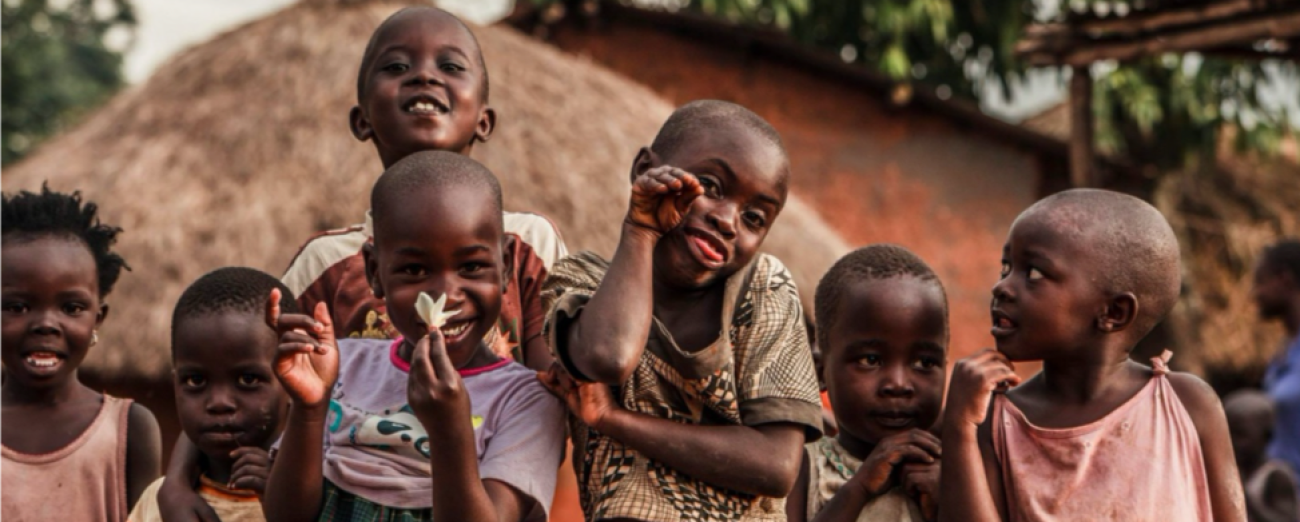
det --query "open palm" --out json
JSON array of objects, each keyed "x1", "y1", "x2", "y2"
[{"x1": 266, "y1": 290, "x2": 339, "y2": 408}]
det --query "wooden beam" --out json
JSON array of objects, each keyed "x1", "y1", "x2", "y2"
[
  {"x1": 1077, "y1": 0, "x2": 1258, "y2": 38},
  {"x1": 1070, "y1": 66, "x2": 1093, "y2": 188},
  {"x1": 1023, "y1": 9, "x2": 1300, "y2": 66}
]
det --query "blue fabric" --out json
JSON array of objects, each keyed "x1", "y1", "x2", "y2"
[{"x1": 1265, "y1": 335, "x2": 1300, "y2": 475}]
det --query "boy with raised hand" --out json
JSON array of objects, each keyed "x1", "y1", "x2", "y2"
[{"x1": 539, "y1": 100, "x2": 822, "y2": 521}]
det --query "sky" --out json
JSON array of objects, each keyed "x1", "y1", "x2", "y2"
[{"x1": 123, "y1": 0, "x2": 1293, "y2": 125}]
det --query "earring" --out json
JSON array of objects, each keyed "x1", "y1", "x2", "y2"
[{"x1": 90, "y1": 330, "x2": 99, "y2": 347}]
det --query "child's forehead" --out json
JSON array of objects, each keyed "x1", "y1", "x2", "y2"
[
  {"x1": 827, "y1": 277, "x2": 947, "y2": 345},
  {"x1": 370, "y1": 9, "x2": 479, "y2": 57},
  {"x1": 173, "y1": 311, "x2": 277, "y2": 361},
  {"x1": 665, "y1": 126, "x2": 788, "y2": 193},
  {"x1": 374, "y1": 185, "x2": 501, "y2": 246}
]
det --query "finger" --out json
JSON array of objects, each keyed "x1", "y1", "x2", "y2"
[
  {"x1": 229, "y1": 446, "x2": 270, "y2": 463},
  {"x1": 907, "y1": 430, "x2": 943, "y2": 457},
  {"x1": 424, "y1": 331, "x2": 458, "y2": 381},
  {"x1": 229, "y1": 475, "x2": 266, "y2": 493},
  {"x1": 278, "y1": 342, "x2": 322, "y2": 359},
  {"x1": 275, "y1": 314, "x2": 323, "y2": 337},
  {"x1": 265, "y1": 288, "x2": 282, "y2": 329},
  {"x1": 313, "y1": 302, "x2": 335, "y2": 348},
  {"x1": 410, "y1": 336, "x2": 438, "y2": 385},
  {"x1": 888, "y1": 444, "x2": 938, "y2": 465}
]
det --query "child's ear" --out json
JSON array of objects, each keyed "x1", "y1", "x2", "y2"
[
  {"x1": 1097, "y1": 292, "x2": 1138, "y2": 333},
  {"x1": 474, "y1": 107, "x2": 497, "y2": 144},
  {"x1": 349, "y1": 105, "x2": 374, "y2": 142},
  {"x1": 96, "y1": 303, "x2": 110, "y2": 326},
  {"x1": 362, "y1": 243, "x2": 385, "y2": 299},
  {"x1": 629, "y1": 147, "x2": 659, "y2": 184}
]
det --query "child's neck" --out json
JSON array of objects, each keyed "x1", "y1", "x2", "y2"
[
  {"x1": 396, "y1": 339, "x2": 499, "y2": 370},
  {"x1": 200, "y1": 452, "x2": 235, "y2": 486},
  {"x1": 836, "y1": 432, "x2": 877, "y2": 461},
  {"x1": 1039, "y1": 352, "x2": 1145, "y2": 405},
  {"x1": 1, "y1": 376, "x2": 95, "y2": 407}
]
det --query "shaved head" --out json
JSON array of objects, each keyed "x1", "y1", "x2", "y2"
[
  {"x1": 1020, "y1": 188, "x2": 1181, "y2": 337},
  {"x1": 356, "y1": 6, "x2": 489, "y2": 103},
  {"x1": 371, "y1": 150, "x2": 502, "y2": 229},
  {"x1": 652, "y1": 100, "x2": 787, "y2": 167}
]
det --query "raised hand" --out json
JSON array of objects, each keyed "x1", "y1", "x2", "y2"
[
  {"x1": 944, "y1": 349, "x2": 1021, "y2": 430},
  {"x1": 626, "y1": 165, "x2": 704, "y2": 234},
  {"x1": 538, "y1": 363, "x2": 617, "y2": 429},
  {"x1": 850, "y1": 429, "x2": 942, "y2": 498},
  {"x1": 406, "y1": 331, "x2": 472, "y2": 432},
  {"x1": 265, "y1": 289, "x2": 339, "y2": 409},
  {"x1": 227, "y1": 447, "x2": 272, "y2": 495}
]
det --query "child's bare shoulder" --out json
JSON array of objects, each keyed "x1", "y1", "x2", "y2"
[{"x1": 1165, "y1": 371, "x2": 1228, "y2": 431}]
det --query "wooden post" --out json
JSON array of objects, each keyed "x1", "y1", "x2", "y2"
[{"x1": 1069, "y1": 65, "x2": 1094, "y2": 187}]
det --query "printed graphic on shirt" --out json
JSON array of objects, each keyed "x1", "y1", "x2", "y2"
[{"x1": 328, "y1": 400, "x2": 485, "y2": 461}]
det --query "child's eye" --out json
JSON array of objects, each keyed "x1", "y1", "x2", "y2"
[
  {"x1": 237, "y1": 374, "x2": 262, "y2": 388},
  {"x1": 743, "y1": 211, "x2": 767, "y2": 229},
  {"x1": 62, "y1": 302, "x2": 88, "y2": 315},
  {"x1": 179, "y1": 375, "x2": 205, "y2": 388},
  {"x1": 381, "y1": 62, "x2": 409, "y2": 73},
  {"x1": 698, "y1": 177, "x2": 721, "y2": 197},
  {"x1": 399, "y1": 265, "x2": 428, "y2": 277},
  {"x1": 857, "y1": 354, "x2": 882, "y2": 367},
  {"x1": 1000, "y1": 261, "x2": 1011, "y2": 278},
  {"x1": 1028, "y1": 267, "x2": 1045, "y2": 281},
  {"x1": 461, "y1": 262, "x2": 487, "y2": 274},
  {"x1": 439, "y1": 62, "x2": 465, "y2": 73},
  {"x1": 914, "y1": 357, "x2": 944, "y2": 370},
  {"x1": 2, "y1": 302, "x2": 28, "y2": 314}
]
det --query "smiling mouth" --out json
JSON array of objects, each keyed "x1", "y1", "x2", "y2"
[
  {"x1": 440, "y1": 319, "x2": 472, "y2": 342},
  {"x1": 22, "y1": 351, "x2": 65, "y2": 374},
  {"x1": 684, "y1": 229, "x2": 727, "y2": 267},
  {"x1": 404, "y1": 96, "x2": 448, "y2": 115}
]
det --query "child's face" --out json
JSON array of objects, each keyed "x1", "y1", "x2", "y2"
[
  {"x1": 173, "y1": 312, "x2": 287, "y2": 456},
  {"x1": 823, "y1": 277, "x2": 947, "y2": 446},
  {"x1": 650, "y1": 127, "x2": 787, "y2": 289},
  {"x1": 1226, "y1": 404, "x2": 1270, "y2": 469},
  {"x1": 991, "y1": 211, "x2": 1108, "y2": 361},
  {"x1": 352, "y1": 9, "x2": 493, "y2": 167},
  {"x1": 366, "y1": 184, "x2": 506, "y2": 365},
  {"x1": 1, "y1": 236, "x2": 104, "y2": 390}
]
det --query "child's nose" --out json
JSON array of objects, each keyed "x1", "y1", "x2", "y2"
[
  {"x1": 879, "y1": 367, "x2": 914, "y2": 397},
  {"x1": 405, "y1": 64, "x2": 445, "y2": 87},
  {"x1": 707, "y1": 202, "x2": 738, "y2": 239},
  {"x1": 205, "y1": 389, "x2": 237, "y2": 414},
  {"x1": 992, "y1": 277, "x2": 1015, "y2": 302},
  {"x1": 27, "y1": 311, "x2": 61, "y2": 336}
]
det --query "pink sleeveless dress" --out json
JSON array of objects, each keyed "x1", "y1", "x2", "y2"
[
  {"x1": 991, "y1": 352, "x2": 1212, "y2": 521},
  {"x1": 2, "y1": 395, "x2": 133, "y2": 522}
]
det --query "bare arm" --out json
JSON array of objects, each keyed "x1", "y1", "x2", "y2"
[
  {"x1": 786, "y1": 454, "x2": 811, "y2": 522},
  {"x1": 125, "y1": 403, "x2": 163, "y2": 513},
  {"x1": 1168, "y1": 372, "x2": 1248, "y2": 522},
  {"x1": 262, "y1": 293, "x2": 338, "y2": 522},
  {"x1": 599, "y1": 409, "x2": 805, "y2": 497},
  {"x1": 938, "y1": 350, "x2": 1019, "y2": 522},
  {"x1": 564, "y1": 167, "x2": 701, "y2": 384},
  {"x1": 156, "y1": 434, "x2": 221, "y2": 522}
]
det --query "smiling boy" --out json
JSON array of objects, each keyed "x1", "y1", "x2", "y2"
[{"x1": 539, "y1": 100, "x2": 822, "y2": 521}]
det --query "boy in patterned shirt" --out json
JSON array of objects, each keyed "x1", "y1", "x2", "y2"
[{"x1": 539, "y1": 100, "x2": 823, "y2": 521}]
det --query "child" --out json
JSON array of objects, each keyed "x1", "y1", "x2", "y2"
[
  {"x1": 538, "y1": 100, "x2": 823, "y2": 521},
  {"x1": 281, "y1": 5, "x2": 566, "y2": 369},
  {"x1": 1223, "y1": 389, "x2": 1298, "y2": 522},
  {"x1": 939, "y1": 188, "x2": 1246, "y2": 521},
  {"x1": 263, "y1": 151, "x2": 566, "y2": 522},
  {"x1": 1252, "y1": 240, "x2": 1300, "y2": 481},
  {"x1": 786, "y1": 244, "x2": 947, "y2": 522},
  {"x1": 1, "y1": 185, "x2": 162, "y2": 521},
  {"x1": 161, "y1": 9, "x2": 568, "y2": 516},
  {"x1": 128, "y1": 267, "x2": 295, "y2": 521}
]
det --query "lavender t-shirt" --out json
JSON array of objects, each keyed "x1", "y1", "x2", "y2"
[{"x1": 319, "y1": 338, "x2": 564, "y2": 518}]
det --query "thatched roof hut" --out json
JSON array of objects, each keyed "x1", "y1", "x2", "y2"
[{"x1": 3, "y1": 0, "x2": 848, "y2": 382}]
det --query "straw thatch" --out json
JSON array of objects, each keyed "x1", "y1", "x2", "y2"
[
  {"x1": 3, "y1": 0, "x2": 849, "y2": 382},
  {"x1": 1025, "y1": 103, "x2": 1300, "y2": 384}
]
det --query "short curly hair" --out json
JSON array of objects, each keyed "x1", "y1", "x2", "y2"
[
  {"x1": 2, "y1": 184, "x2": 129, "y2": 296},
  {"x1": 171, "y1": 267, "x2": 299, "y2": 347},
  {"x1": 814, "y1": 244, "x2": 947, "y2": 354}
]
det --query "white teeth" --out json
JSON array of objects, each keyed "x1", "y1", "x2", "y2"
[
  {"x1": 407, "y1": 101, "x2": 440, "y2": 113},
  {"x1": 26, "y1": 354, "x2": 59, "y2": 368},
  {"x1": 440, "y1": 322, "x2": 470, "y2": 338}
]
